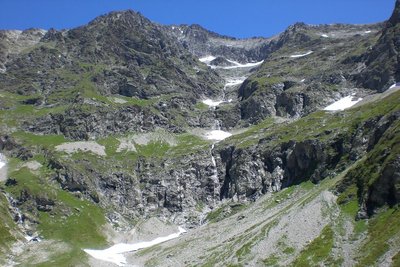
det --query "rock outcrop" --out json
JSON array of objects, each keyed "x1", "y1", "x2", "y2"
[
  {"x1": 355, "y1": 0, "x2": 400, "y2": 91},
  {"x1": 165, "y1": 24, "x2": 273, "y2": 62}
]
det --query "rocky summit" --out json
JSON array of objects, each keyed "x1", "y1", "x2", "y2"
[{"x1": 0, "y1": 1, "x2": 399, "y2": 267}]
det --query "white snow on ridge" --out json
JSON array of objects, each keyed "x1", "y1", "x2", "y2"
[
  {"x1": 290, "y1": 51, "x2": 313, "y2": 58},
  {"x1": 205, "y1": 130, "x2": 232, "y2": 141},
  {"x1": 365, "y1": 30, "x2": 372, "y2": 34},
  {"x1": 84, "y1": 227, "x2": 187, "y2": 266},
  {"x1": 321, "y1": 34, "x2": 329, "y2": 38},
  {"x1": 323, "y1": 95, "x2": 363, "y2": 111}
]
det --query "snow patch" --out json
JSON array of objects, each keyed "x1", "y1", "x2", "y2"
[
  {"x1": 290, "y1": 51, "x2": 313, "y2": 58},
  {"x1": 225, "y1": 77, "x2": 246, "y2": 87},
  {"x1": 0, "y1": 153, "x2": 5, "y2": 169},
  {"x1": 84, "y1": 227, "x2": 186, "y2": 266},
  {"x1": 213, "y1": 60, "x2": 264, "y2": 70},
  {"x1": 300, "y1": 79, "x2": 306, "y2": 83},
  {"x1": 323, "y1": 95, "x2": 363, "y2": 111},
  {"x1": 199, "y1": 56, "x2": 263, "y2": 70},
  {"x1": 202, "y1": 99, "x2": 224, "y2": 107},
  {"x1": 202, "y1": 77, "x2": 246, "y2": 107},
  {"x1": 365, "y1": 30, "x2": 372, "y2": 34},
  {"x1": 205, "y1": 130, "x2": 232, "y2": 141},
  {"x1": 25, "y1": 235, "x2": 41, "y2": 242},
  {"x1": 0, "y1": 153, "x2": 7, "y2": 182},
  {"x1": 321, "y1": 34, "x2": 329, "y2": 38},
  {"x1": 389, "y1": 82, "x2": 399, "y2": 89},
  {"x1": 199, "y1": 56, "x2": 216, "y2": 64}
]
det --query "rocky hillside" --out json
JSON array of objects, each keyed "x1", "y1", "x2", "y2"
[
  {"x1": 0, "y1": 10, "x2": 225, "y2": 139},
  {"x1": 0, "y1": 1, "x2": 399, "y2": 266},
  {"x1": 356, "y1": 0, "x2": 400, "y2": 91},
  {"x1": 164, "y1": 23, "x2": 273, "y2": 63},
  {"x1": 236, "y1": 22, "x2": 383, "y2": 123}
]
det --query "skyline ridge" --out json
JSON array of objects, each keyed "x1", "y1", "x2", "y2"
[{"x1": 0, "y1": 0, "x2": 394, "y2": 38}]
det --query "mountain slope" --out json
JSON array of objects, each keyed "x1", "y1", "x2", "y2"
[
  {"x1": 0, "y1": 2, "x2": 399, "y2": 267},
  {"x1": 0, "y1": 10, "x2": 227, "y2": 139},
  {"x1": 236, "y1": 22, "x2": 382, "y2": 123}
]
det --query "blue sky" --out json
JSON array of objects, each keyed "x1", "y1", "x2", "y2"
[{"x1": 0, "y1": 0, "x2": 395, "y2": 38}]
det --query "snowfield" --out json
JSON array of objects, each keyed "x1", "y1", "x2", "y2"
[
  {"x1": 290, "y1": 51, "x2": 313, "y2": 58},
  {"x1": 205, "y1": 130, "x2": 232, "y2": 141},
  {"x1": 214, "y1": 59, "x2": 264, "y2": 70},
  {"x1": 324, "y1": 95, "x2": 363, "y2": 111},
  {"x1": 199, "y1": 56, "x2": 263, "y2": 69},
  {"x1": 84, "y1": 227, "x2": 187, "y2": 266},
  {"x1": 225, "y1": 77, "x2": 246, "y2": 87},
  {"x1": 202, "y1": 99, "x2": 225, "y2": 107},
  {"x1": 202, "y1": 78, "x2": 244, "y2": 107},
  {"x1": 0, "y1": 153, "x2": 7, "y2": 182},
  {"x1": 199, "y1": 56, "x2": 216, "y2": 64},
  {"x1": 389, "y1": 82, "x2": 399, "y2": 89},
  {"x1": 0, "y1": 154, "x2": 5, "y2": 169}
]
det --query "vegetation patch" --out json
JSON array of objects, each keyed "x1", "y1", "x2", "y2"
[
  {"x1": 206, "y1": 202, "x2": 246, "y2": 223},
  {"x1": 356, "y1": 208, "x2": 400, "y2": 267},
  {"x1": 291, "y1": 225, "x2": 334, "y2": 266},
  {"x1": 0, "y1": 193, "x2": 17, "y2": 260}
]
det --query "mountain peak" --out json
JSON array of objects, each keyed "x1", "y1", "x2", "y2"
[
  {"x1": 87, "y1": 9, "x2": 150, "y2": 28},
  {"x1": 287, "y1": 22, "x2": 310, "y2": 32},
  {"x1": 389, "y1": 0, "x2": 400, "y2": 25}
]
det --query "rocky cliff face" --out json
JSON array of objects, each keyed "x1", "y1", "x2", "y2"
[
  {"x1": 216, "y1": 102, "x2": 400, "y2": 209},
  {"x1": 164, "y1": 24, "x2": 273, "y2": 62},
  {"x1": 356, "y1": 0, "x2": 400, "y2": 91},
  {"x1": 0, "y1": 28, "x2": 47, "y2": 73}
]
